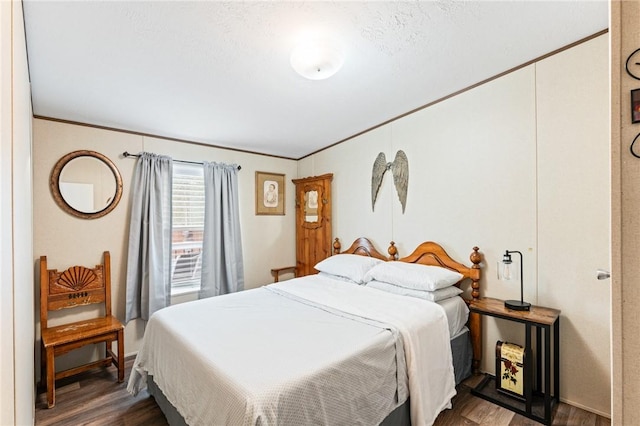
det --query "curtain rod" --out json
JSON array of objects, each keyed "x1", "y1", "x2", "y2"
[{"x1": 122, "y1": 151, "x2": 241, "y2": 170}]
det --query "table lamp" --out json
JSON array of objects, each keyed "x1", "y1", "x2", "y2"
[{"x1": 499, "y1": 250, "x2": 531, "y2": 311}]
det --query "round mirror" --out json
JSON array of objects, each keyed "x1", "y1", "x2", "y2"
[{"x1": 50, "y1": 150, "x2": 123, "y2": 219}]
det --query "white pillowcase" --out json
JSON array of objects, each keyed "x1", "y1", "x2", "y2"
[
  {"x1": 314, "y1": 254, "x2": 384, "y2": 284},
  {"x1": 363, "y1": 261, "x2": 463, "y2": 291},
  {"x1": 366, "y1": 280, "x2": 463, "y2": 302},
  {"x1": 317, "y1": 271, "x2": 358, "y2": 284}
]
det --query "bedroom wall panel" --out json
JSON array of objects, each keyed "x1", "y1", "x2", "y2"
[
  {"x1": 303, "y1": 66, "x2": 538, "y2": 384},
  {"x1": 389, "y1": 68, "x2": 538, "y2": 378},
  {"x1": 33, "y1": 120, "x2": 139, "y2": 375},
  {"x1": 32, "y1": 119, "x2": 297, "y2": 376},
  {"x1": 389, "y1": 67, "x2": 537, "y2": 296},
  {"x1": 301, "y1": 35, "x2": 610, "y2": 415},
  {"x1": 1, "y1": 1, "x2": 34, "y2": 423},
  {"x1": 298, "y1": 125, "x2": 393, "y2": 255},
  {"x1": 536, "y1": 35, "x2": 610, "y2": 416}
]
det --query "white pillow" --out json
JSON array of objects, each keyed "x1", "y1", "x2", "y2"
[
  {"x1": 363, "y1": 261, "x2": 463, "y2": 291},
  {"x1": 314, "y1": 254, "x2": 384, "y2": 284},
  {"x1": 366, "y1": 280, "x2": 463, "y2": 302},
  {"x1": 317, "y1": 271, "x2": 358, "y2": 284}
]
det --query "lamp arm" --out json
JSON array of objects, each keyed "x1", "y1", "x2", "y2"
[{"x1": 507, "y1": 250, "x2": 524, "y2": 303}]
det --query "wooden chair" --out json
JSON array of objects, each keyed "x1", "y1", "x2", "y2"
[{"x1": 39, "y1": 251, "x2": 124, "y2": 408}]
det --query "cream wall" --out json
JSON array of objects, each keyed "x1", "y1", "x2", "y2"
[
  {"x1": 32, "y1": 119, "x2": 297, "y2": 369},
  {"x1": 299, "y1": 35, "x2": 610, "y2": 415},
  {"x1": 536, "y1": 35, "x2": 610, "y2": 415},
  {"x1": 1, "y1": 1, "x2": 34, "y2": 424}
]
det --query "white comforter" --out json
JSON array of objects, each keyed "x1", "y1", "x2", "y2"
[{"x1": 128, "y1": 275, "x2": 456, "y2": 426}]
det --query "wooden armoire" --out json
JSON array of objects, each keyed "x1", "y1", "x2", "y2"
[{"x1": 292, "y1": 173, "x2": 333, "y2": 277}]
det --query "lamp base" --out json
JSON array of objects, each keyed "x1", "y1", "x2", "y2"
[{"x1": 504, "y1": 300, "x2": 531, "y2": 311}]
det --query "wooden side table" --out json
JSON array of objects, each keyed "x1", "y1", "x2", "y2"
[{"x1": 468, "y1": 297, "x2": 560, "y2": 425}]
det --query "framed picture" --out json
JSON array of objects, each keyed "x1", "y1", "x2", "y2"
[
  {"x1": 632, "y1": 89, "x2": 640, "y2": 124},
  {"x1": 255, "y1": 171, "x2": 285, "y2": 215}
]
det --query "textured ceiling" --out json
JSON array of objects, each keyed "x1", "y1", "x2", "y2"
[{"x1": 23, "y1": 1, "x2": 608, "y2": 159}]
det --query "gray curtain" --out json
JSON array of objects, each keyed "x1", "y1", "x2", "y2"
[
  {"x1": 125, "y1": 153, "x2": 173, "y2": 323},
  {"x1": 199, "y1": 161, "x2": 244, "y2": 298}
]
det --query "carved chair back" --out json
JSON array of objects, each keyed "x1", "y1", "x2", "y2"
[{"x1": 40, "y1": 251, "x2": 113, "y2": 330}]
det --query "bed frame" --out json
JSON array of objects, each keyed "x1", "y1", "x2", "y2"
[
  {"x1": 334, "y1": 237, "x2": 397, "y2": 260},
  {"x1": 148, "y1": 237, "x2": 483, "y2": 426},
  {"x1": 335, "y1": 237, "x2": 482, "y2": 373}
]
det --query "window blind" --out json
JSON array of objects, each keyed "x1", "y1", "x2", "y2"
[{"x1": 171, "y1": 164, "x2": 204, "y2": 288}]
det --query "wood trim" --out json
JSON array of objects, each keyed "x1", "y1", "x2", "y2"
[
  {"x1": 291, "y1": 173, "x2": 334, "y2": 184},
  {"x1": 610, "y1": 2, "x2": 623, "y2": 424},
  {"x1": 34, "y1": 30, "x2": 608, "y2": 163},
  {"x1": 300, "y1": 29, "x2": 609, "y2": 160},
  {"x1": 40, "y1": 255, "x2": 49, "y2": 330},
  {"x1": 33, "y1": 115, "x2": 297, "y2": 161}
]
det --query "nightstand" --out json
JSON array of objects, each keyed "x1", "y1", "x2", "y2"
[{"x1": 468, "y1": 297, "x2": 560, "y2": 425}]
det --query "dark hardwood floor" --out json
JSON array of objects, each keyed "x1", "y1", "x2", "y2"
[
  {"x1": 433, "y1": 374, "x2": 611, "y2": 426},
  {"x1": 35, "y1": 357, "x2": 167, "y2": 426},
  {"x1": 36, "y1": 358, "x2": 610, "y2": 426}
]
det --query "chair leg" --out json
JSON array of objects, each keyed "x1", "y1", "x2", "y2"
[
  {"x1": 40, "y1": 342, "x2": 46, "y2": 391},
  {"x1": 45, "y1": 347, "x2": 55, "y2": 408},
  {"x1": 117, "y1": 329, "x2": 124, "y2": 383}
]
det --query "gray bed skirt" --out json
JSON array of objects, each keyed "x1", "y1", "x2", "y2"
[{"x1": 147, "y1": 328, "x2": 472, "y2": 426}]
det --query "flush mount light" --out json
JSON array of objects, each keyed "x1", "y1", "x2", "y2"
[{"x1": 290, "y1": 39, "x2": 344, "y2": 80}]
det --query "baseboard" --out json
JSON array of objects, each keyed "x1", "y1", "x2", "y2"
[
  {"x1": 559, "y1": 397, "x2": 611, "y2": 419},
  {"x1": 125, "y1": 351, "x2": 138, "y2": 360},
  {"x1": 474, "y1": 369, "x2": 611, "y2": 419}
]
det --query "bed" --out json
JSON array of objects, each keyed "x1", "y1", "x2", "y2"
[{"x1": 128, "y1": 237, "x2": 482, "y2": 426}]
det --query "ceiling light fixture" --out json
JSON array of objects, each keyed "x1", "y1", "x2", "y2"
[{"x1": 290, "y1": 38, "x2": 344, "y2": 80}]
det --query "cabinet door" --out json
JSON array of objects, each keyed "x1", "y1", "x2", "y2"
[{"x1": 293, "y1": 174, "x2": 332, "y2": 277}]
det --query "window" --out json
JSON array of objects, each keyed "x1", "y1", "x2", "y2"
[{"x1": 171, "y1": 164, "x2": 204, "y2": 292}]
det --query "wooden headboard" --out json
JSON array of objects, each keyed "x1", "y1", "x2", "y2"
[
  {"x1": 398, "y1": 241, "x2": 481, "y2": 300},
  {"x1": 333, "y1": 237, "x2": 397, "y2": 261},
  {"x1": 337, "y1": 238, "x2": 483, "y2": 374},
  {"x1": 273, "y1": 237, "x2": 394, "y2": 283},
  {"x1": 398, "y1": 240, "x2": 483, "y2": 374}
]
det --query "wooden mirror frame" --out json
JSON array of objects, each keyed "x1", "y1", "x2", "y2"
[
  {"x1": 50, "y1": 150, "x2": 123, "y2": 219},
  {"x1": 300, "y1": 182, "x2": 325, "y2": 230}
]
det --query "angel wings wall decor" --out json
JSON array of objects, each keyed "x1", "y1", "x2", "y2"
[{"x1": 371, "y1": 150, "x2": 409, "y2": 213}]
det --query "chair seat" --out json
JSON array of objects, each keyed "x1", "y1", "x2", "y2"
[{"x1": 42, "y1": 315, "x2": 123, "y2": 348}]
